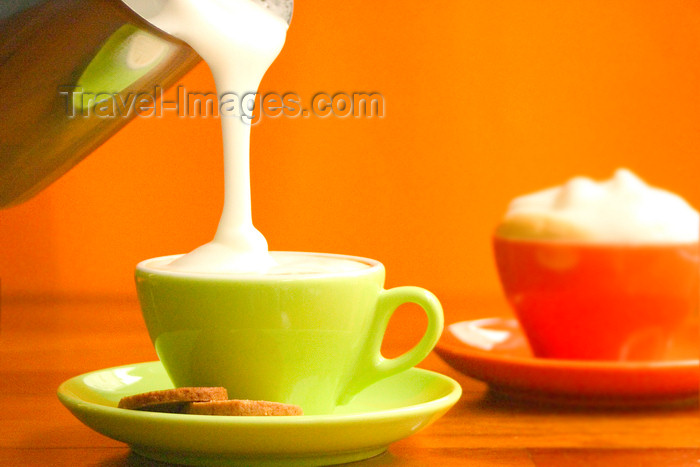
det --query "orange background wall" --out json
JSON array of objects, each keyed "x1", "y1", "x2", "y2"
[{"x1": 2, "y1": 0, "x2": 700, "y2": 301}]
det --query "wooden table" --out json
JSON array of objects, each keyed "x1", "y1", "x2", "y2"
[{"x1": 2, "y1": 296, "x2": 699, "y2": 466}]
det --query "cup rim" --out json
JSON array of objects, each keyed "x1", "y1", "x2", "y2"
[
  {"x1": 492, "y1": 233, "x2": 699, "y2": 248},
  {"x1": 135, "y1": 251, "x2": 384, "y2": 280}
]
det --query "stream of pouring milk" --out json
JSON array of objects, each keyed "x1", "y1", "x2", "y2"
[{"x1": 122, "y1": 0, "x2": 288, "y2": 273}]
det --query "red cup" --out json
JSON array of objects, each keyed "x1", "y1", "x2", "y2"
[{"x1": 493, "y1": 236, "x2": 699, "y2": 361}]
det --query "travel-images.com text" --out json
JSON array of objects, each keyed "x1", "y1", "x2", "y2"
[{"x1": 59, "y1": 85, "x2": 385, "y2": 124}]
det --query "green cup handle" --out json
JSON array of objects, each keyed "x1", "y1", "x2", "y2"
[{"x1": 340, "y1": 286, "x2": 444, "y2": 404}]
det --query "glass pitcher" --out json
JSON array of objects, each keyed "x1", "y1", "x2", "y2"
[{"x1": 0, "y1": 0, "x2": 200, "y2": 208}]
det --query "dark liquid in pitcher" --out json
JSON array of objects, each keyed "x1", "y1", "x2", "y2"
[{"x1": 0, "y1": 0, "x2": 200, "y2": 208}]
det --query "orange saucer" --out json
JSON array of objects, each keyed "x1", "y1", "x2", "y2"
[{"x1": 435, "y1": 317, "x2": 699, "y2": 407}]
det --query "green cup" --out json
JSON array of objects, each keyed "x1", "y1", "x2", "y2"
[{"x1": 135, "y1": 252, "x2": 444, "y2": 415}]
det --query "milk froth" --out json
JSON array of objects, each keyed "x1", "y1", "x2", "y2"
[
  {"x1": 144, "y1": 252, "x2": 372, "y2": 277},
  {"x1": 122, "y1": 0, "x2": 288, "y2": 273},
  {"x1": 496, "y1": 169, "x2": 699, "y2": 244}
]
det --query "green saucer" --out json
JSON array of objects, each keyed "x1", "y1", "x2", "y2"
[{"x1": 57, "y1": 362, "x2": 461, "y2": 466}]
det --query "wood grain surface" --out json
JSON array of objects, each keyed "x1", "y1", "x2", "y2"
[{"x1": 1, "y1": 296, "x2": 699, "y2": 466}]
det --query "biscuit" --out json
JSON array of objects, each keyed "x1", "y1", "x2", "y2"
[
  {"x1": 185, "y1": 399, "x2": 303, "y2": 416},
  {"x1": 118, "y1": 387, "x2": 228, "y2": 412}
]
